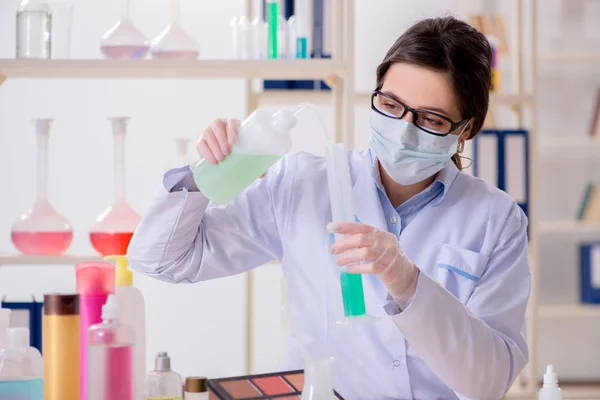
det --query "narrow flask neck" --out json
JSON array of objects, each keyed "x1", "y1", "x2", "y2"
[
  {"x1": 110, "y1": 118, "x2": 129, "y2": 202},
  {"x1": 170, "y1": 0, "x2": 180, "y2": 24},
  {"x1": 34, "y1": 119, "x2": 52, "y2": 202}
]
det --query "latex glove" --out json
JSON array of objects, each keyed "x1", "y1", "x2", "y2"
[
  {"x1": 197, "y1": 118, "x2": 241, "y2": 165},
  {"x1": 328, "y1": 221, "x2": 420, "y2": 304}
]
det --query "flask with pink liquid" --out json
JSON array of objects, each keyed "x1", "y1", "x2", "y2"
[
  {"x1": 87, "y1": 294, "x2": 134, "y2": 400},
  {"x1": 11, "y1": 118, "x2": 73, "y2": 255},
  {"x1": 76, "y1": 261, "x2": 115, "y2": 400}
]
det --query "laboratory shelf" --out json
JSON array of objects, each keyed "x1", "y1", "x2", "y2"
[
  {"x1": 254, "y1": 90, "x2": 532, "y2": 106},
  {"x1": 0, "y1": 253, "x2": 102, "y2": 266},
  {"x1": 539, "y1": 221, "x2": 600, "y2": 235},
  {"x1": 540, "y1": 137, "x2": 600, "y2": 152},
  {"x1": 538, "y1": 304, "x2": 600, "y2": 319},
  {"x1": 539, "y1": 53, "x2": 600, "y2": 62},
  {"x1": 0, "y1": 59, "x2": 345, "y2": 81}
]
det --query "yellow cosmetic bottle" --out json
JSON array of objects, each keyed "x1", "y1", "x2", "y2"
[{"x1": 43, "y1": 293, "x2": 80, "y2": 400}]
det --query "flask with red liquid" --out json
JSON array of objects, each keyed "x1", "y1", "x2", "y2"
[
  {"x1": 11, "y1": 118, "x2": 73, "y2": 255},
  {"x1": 89, "y1": 117, "x2": 141, "y2": 256}
]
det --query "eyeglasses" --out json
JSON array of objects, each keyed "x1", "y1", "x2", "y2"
[{"x1": 371, "y1": 90, "x2": 471, "y2": 136}]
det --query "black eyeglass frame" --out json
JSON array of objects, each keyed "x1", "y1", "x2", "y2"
[{"x1": 371, "y1": 90, "x2": 472, "y2": 137}]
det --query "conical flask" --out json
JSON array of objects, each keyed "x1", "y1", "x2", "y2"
[
  {"x1": 89, "y1": 117, "x2": 141, "y2": 256},
  {"x1": 100, "y1": 0, "x2": 149, "y2": 59},
  {"x1": 11, "y1": 118, "x2": 73, "y2": 256},
  {"x1": 150, "y1": 0, "x2": 199, "y2": 59}
]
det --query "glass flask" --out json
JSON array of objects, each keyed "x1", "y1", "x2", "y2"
[
  {"x1": 16, "y1": 0, "x2": 52, "y2": 59},
  {"x1": 89, "y1": 117, "x2": 141, "y2": 256},
  {"x1": 100, "y1": 0, "x2": 149, "y2": 59},
  {"x1": 11, "y1": 118, "x2": 73, "y2": 256},
  {"x1": 150, "y1": 0, "x2": 199, "y2": 59}
]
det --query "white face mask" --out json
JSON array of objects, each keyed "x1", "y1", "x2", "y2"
[{"x1": 369, "y1": 110, "x2": 461, "y2": 185}]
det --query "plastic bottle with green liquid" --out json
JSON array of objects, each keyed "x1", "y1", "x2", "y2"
[{"x1": 192, "y1": 106, "x2": 302, "y2": 204}]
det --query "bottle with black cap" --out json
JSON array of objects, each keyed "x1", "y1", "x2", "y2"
[
  {"x1": 144, "y1": 351, "x2": 183, "y2": 400},
  {"x1": 184, "y1": 376, "x2": 208, "y2": 399}
]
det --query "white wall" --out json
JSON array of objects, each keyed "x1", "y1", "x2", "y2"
[{"x1": 1, "y1": 0, "x2": 600, "y2": 383}]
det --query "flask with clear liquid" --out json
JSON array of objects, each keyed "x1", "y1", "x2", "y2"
[
  {"x1": 192, "y1": 106, "x2": 304, "y2": 204},
  {"x1": 11, "y1": 118, "x2": 73, "y2": 256},
  {"x1": 150, "y1": 0, "x2": 199, "y2": 59},
  {"x1": 89, "y1": 117, "x2": 141, "y2": 256},
  {"x1": 16, "y1": 0, "x2": 52, "y2": 59},
  {"x1": 100, "y1": 0, "x2": 149, "y2": 59}
]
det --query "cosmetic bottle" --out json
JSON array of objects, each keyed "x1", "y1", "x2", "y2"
[
  {"x1": 43, "y1": 294, "x2": 80, "y2": 400},
  {"x1": 106, "y1": 255, "x2": 146, "y2": 400},
  {"x1": 0, "y1": 308, "x2": 10, "y2": 349},
  {"x1": 0, "y1": 327, "x2": 44, "y2": 400},
  {"x1": 75, "y1": 261, "x2": 115, "y2": 400},
  {"x1": 538, "y1": 364, "x2": 563, "y2": 400},
  {"x1": 184, "y1": 376, "x2": 208, "y2": 399},
  {"x1": 87, "y1": 294, "x2": 134, "y2": 400},
  {"x1": 144, "y1": 352, "x2": 183, "y2": 400}
]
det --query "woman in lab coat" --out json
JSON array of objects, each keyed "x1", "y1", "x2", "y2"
[{"x1": 128, "y1": 16, "x2": 529, "y2": 400}]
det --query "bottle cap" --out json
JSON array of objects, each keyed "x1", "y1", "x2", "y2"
[
  {"x1": 185, "y1": 376, "x2": 207, "y2": 392},
  {"x1": 105, "y1": 255, "x2": 133, "y2": 287},
  {"x1": 75, "y1": 262, "x2": 115, "y2": 296},
  {"x1": 5, "y1": 327, "x2": 29, "y2": 350},
  {"x1": 543, "y1": 364, "x2": 558, "y2": 386},
  {"x1": 44, "y1": 294, "x2": 79, "y2": 316},
  {"x1": 101, "y1": 294, "x2": 120, "y2": 320},
  {"x1": 155, "y1": 351, "x2": 171, "y2": 371}
]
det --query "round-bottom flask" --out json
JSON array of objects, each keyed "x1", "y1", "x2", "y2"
[{"x1": 11, "y1": 118, "x2": 73, "y2": 256}]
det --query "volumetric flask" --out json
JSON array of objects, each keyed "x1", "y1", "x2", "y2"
[
  {"x1": 11, "y1": 119, "x2": 73, "y2": 255},
  {"x1": 100, "y1": 0, "x2": 149, "y2": 59},
  {"x1": 150, "y1": 0, "x2": 199, "y2": 59},
  {"x1": 89, "y1": 117, "x2": 141, "y2": 256}
]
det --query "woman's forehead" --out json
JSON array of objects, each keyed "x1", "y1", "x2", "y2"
[{"x1": 380, "y1": 63, "x2": 460, "y2": 118}]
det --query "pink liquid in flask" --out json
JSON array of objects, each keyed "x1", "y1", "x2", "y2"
[
  {"x1": 101, "y1": 45, "x2": 149, "y2": 59},
  {"x1": 90, "y1": 232, "x2": 134, "y2": 256},
  {"x1": 11, "y1": 231, "x2": 73, "y2": 255}
]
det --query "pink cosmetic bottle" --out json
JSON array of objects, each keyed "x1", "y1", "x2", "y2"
[{"x1": 75, "y1": 261, "x2": 115, "y2": 400}]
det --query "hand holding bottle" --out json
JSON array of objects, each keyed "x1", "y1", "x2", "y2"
[{"x1": 197, "y1": 118, "x2": 240, "y2": 165}]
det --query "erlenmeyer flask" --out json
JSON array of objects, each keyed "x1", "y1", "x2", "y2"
[
  {"x1": 150, "y1": 0, "x2": 199, "y2": 59},
  {"x1": 100, "y1": 0, "x2": 149, "y2": 59},
  {"x1": 89, "y1": 117, "x2": 141, "y2": 256},
  {"x1": 11, "y1": 118, "x2": 73, "y2": 255}
]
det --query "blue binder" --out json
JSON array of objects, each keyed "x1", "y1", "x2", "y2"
[
  {"x1": 1, "y1": 296, "x2": 42, "y2": 353},
  {"x1": 579, "y1": 243, "x2": 600, "y2": 304},
  {"x1": 472, "y1": 129, "x2": 530, "y2": 218}
]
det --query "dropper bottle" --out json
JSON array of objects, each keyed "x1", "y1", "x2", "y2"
[{"x1": 538, "y1": 364, "x2": 563, "y2": 400}]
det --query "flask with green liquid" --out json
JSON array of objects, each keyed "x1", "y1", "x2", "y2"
[{"x1": 192, "y1": 107, "x2": 298, "y2": 204}]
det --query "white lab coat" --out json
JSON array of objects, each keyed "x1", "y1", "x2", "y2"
[{"x1": 128, "y1": 150, "x2": 530, "y2": 400}]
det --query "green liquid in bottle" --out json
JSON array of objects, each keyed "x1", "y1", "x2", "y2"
[
  {"x1": 267, "y1": 1, "x2": 279, "y2": 59},
  {"x1": 193, "y1": 152, "x2": 281, "y2": 204},
  {"x1": 340, "y1": 271, "x2": 366, "y2": 317}
]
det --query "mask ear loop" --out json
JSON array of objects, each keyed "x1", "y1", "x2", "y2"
[{"x1": 455, "y1": 120, "x2": 474, "y2": 170}]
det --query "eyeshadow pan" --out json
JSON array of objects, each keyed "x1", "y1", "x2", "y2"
[
  {"x1": 220, "y1": 379, "x2": 262, "y2": 398},
  {"x1": 283, "y1": 373, "x2": 304, "y2": 391},
  {"x1": 252, "y1": 376, "x2": 294, "y2": 395}
]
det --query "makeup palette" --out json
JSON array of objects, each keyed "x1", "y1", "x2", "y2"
[{"x1": 207, "y1": 369, "x2": 344, "y2": 399}]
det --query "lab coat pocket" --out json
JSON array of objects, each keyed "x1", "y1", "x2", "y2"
[{"x1": 433, "y1": 243, "x2": 489, "y2": 303}]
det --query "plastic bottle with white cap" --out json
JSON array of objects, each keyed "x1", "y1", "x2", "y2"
[
  {"x1": 0, "y1": 327, "x2": 44, "y2": 399},
  {"x1": 0, "y1": 308, "x2": 10, "y2": 349},
  {"x1": 538, "y1": 364, "x2": 563, "y2": 400},
  {"x1": 144, "y1": 352, "x2": 183, "y2": 399}
]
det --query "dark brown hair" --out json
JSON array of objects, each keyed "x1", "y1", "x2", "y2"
[{"x1": 376, "y1": 16, "x2": 492, "y2": 170}]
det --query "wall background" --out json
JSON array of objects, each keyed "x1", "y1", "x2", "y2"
[{"x1": 0, "y1": 0, "x2": 599, "y2": 382}]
